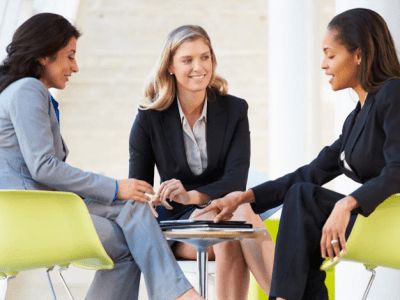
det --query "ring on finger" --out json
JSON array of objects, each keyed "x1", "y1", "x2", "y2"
[{"x1": 331, "y1": 239, "x2": 339, "y2": 245}]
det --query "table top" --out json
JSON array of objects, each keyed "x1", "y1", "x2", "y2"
[{"x1": 163, "y1": 228, "x2": 269, "y2": 239}]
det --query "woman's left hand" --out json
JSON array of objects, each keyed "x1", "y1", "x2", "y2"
[
  {"x1": 158, "y1": 179, "x2": 191, "y2": 205},
  {"x1": 320, "y1": 195, "x2": 359, "y2": 262}
]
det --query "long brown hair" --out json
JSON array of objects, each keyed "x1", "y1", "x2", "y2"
[
  {"x1": 141, "y1": 25, "x2": 228, "y2": 111},
  {"x1": 0, "y1": 13, "x2": 81, "y2": 93},
  {"x1": 328, "y1": 8, "x2": 400, "y2": 93}
]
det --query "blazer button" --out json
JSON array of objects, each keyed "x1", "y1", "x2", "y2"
[{"x1": 340, "y1": 151, "x2": 345, "y2": 161}]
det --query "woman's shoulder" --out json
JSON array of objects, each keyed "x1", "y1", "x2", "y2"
[
  {"x1": 137, "y1": 104, "x2": 171, "y2": 118},
  {"x1": 373, "y1": 78, "x2": 400, "y2": 100},
  {"x1": 215, "y1": 93, "x2": 248, "y2": 109},
  {"x1": 3, "y1": 77, "x2": 47, "y2": 97},
  {"x1": 376, "y1": 78, "x2": 400, "y2": 94},
  {"x1": 11, "y1": 77, "x2": 45, "y2": 89},
  {"x1": 373, "y1": 78, "x2": 400, "y2": 113},
  {"x1": 134, "y1": 103, "x2": 170, "y2": 127},
  {"x1": 1, "y1": 77, "x2": 47, "y2": 106}
]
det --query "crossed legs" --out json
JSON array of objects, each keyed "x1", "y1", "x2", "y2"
[{"x1": 85, "y1": 199, "x2": 202, "y2": 300}]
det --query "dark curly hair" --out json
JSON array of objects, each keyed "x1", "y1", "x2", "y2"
[
  {"x1": 328, "y1": 8, "x2": 400, "y2": 93},
  {"x1": 0, "y1": 13, "x2": 81, "y2": 93}
]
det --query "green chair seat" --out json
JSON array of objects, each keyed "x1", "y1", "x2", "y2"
[{"x1": 0, "y1": 190, "x2": 113, "y2": 299}]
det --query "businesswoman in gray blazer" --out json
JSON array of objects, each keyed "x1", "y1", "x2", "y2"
[
  {"x1": 198, "y1": 8, "x2": 400, "y2": 300},
  {"x1": 129, "y1": 25, "x2": 275, "y2": 299},
  {"x1": 0, "y1": 13, "x2": 203, "y2": 300}
]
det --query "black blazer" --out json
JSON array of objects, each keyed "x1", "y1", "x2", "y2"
[
  {"x1": 129, "y1": 93, "x2": 250, "y2": 220},
  {"x1": 251, "y1": 79, "x2": 400, "y2": 217}
]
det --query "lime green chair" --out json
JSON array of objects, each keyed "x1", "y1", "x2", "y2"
[
  {"x1": 0, "y1": 190, "x2": 114, "y2": 299},
  {"x1": 321, "y1": 194, "x2": 400, "y2": 300}
]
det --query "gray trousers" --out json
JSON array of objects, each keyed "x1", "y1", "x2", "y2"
[{"x1": 84, "y1": 199, "x2": 192, "y2": 300}]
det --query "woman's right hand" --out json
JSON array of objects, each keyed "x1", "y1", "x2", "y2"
[
  {"x1": 194, "y1": 190, "x2": 256, "y2": 222},
  {"x1": 193, "y1": 191, "x2": 245, "y2": 222},
  {"x1": 116, "y1": 179, "x2": 155, "y2": 202}
]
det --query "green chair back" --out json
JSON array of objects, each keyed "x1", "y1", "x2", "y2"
[{"x1": 0, "y1": 190, "x2": 113, "y2": 276}]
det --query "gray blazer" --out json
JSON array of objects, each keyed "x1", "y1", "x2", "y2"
[{"x1": 0, "y1": 77, "x2": 115, "y2": 204}]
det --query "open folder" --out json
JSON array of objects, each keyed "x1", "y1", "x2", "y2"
[{"x1": 159, "y1": 219, "x2": 253, "y2": 231}]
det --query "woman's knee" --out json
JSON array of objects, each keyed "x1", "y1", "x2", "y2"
[
  {"x1": 285, "y1": 182, "x2": 319, "y2": 205},
  {"x1": 213, "y1": 240, "x2": 242, "y2": 257},
  {"x1": 91, "y1": 215, "x2": 133, "y2": 262},
  {"x1": 287, "y1": 182, "x2": 316, "y2": 195},
  {"x1": 233, "y1": 203, "x2": 257, "y2": 220}
]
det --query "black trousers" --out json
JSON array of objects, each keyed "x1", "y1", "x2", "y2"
[{"x1": 269, "y1": 182, "x2": 357, "y2": 300}]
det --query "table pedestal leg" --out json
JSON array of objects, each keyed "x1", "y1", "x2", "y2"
[
  {"x1": 164, "y1": 235, "x2": 255, "y2": 299},
  {"x1": 196, "y1": 246, "x2": 209, "y2": 299}
]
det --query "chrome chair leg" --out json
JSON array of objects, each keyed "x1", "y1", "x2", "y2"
[
  {"x1": 58, "y1": 267, "x2": 74, "y2": 300},
  {"x1": 361, "y1": 267, "x2": 376, "y2": 300},
  {"x1": 0, "y1": 276, "x2": 14, "y2": 300},
  {"x1": 46, "y1": 268, "x2": 58, "y2": 300},
  {"x1": 0, "y1": 277, "x2": 7, "y2": 300}
]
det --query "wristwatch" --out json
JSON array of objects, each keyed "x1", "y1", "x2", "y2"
[{"x1": 195, "y1": 199, "x2": 212, "y2": 209}]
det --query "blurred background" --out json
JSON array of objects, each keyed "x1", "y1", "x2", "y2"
[{"x1": 1, "y1": 0, "x2": 400, "y2": 299}]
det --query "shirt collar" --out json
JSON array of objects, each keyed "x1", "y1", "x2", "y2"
[{"x1": 177, "y1": 96, "x2": 208, "y2": 124}]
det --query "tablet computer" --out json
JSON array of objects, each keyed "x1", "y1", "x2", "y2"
[{"x1": 159, "y1": 219, "x2": 252, "y2": 230}]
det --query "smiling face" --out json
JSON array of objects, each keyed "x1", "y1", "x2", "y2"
[
  {"x1": 39, "y1": 37, "x2": 79, "y2": 90},
  {"x1": 321, "y1": 29, "x2": 361, "y2": 92},
  {"x1": 169, "y1": 38, "x2": 213, "y2": 99}
]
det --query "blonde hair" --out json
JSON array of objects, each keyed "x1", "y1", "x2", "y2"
[{"x1": 141, "y1": 25, "x2": 228, "y2": 111}]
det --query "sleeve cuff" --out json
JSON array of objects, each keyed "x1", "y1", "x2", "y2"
[{"x1": 113, "y1": 180, "x2": 118, "y2": 201}]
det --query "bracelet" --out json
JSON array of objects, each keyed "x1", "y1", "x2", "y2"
[{"x1": 195, "y1": 199, "x2": 212, "y2": 209}]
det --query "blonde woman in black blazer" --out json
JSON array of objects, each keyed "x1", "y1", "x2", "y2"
[
  {"x1": 198, "y1": 8, "x2": 400, "y2": 300},
  {"x1": 129, "y1": 25, "x2": 275, "y2": 299}
]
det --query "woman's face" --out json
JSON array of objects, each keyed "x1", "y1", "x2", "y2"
[
  {"x1": 169, "y1": 38, "x2": 213, "y2": 97},
  {"x1": 321, "y1": 29, "x2": 361, "y2": 91},
  {"x1": 40, "y1": 37, "x2": 79, "y2": 90}
]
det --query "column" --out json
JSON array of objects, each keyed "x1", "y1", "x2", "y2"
[
  {"x1": 268, "y1": 0, "x2": 320, "y2": 179},
  {"x1": 334, "y1": 1, "x2": 400, "y2": 299},
  {"x1": 32, "y1": 0, "x2": 80, "y2": 22},
  {"x1": 0, "y1": 0, "x2": 22, "y2": 60}
]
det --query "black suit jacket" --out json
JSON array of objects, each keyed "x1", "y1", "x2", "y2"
[
  {"x1": 252, "y1": 78, "x2": 400, "y2": 217},
  {"x1": 129, "y1": 93, "x2": 250, "y2": 220}
]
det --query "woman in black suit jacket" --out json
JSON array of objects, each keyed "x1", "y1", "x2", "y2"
[
  {"x1": 198, "y1": 8, "x2": 400, "y2": 300},
  {"x1": 129, "y1": 25, "x2": 275, "y2": 299}
]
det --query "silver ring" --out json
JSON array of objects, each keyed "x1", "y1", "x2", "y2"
[{"x1": 331, "y1": 239, "x2": 338, "y2": 245}]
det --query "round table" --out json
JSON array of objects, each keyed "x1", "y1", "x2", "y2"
[{"x1": 164, "y1": 228, "x2": 269, "y2": 299}]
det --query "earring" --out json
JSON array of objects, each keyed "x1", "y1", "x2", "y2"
[
  {"x1": 357, "y1": 62, "x2": 361, "y2": 66},
  {"x1": 170, "y1": 73, "x2": 173, "y2": 75}
]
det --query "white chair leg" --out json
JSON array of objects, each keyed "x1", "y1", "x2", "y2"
[
  {"x1": 46, "y1": 268, "x2": 58, "y2": 300},
  {"x1": 361, "y1": 267, "x2": 376, "y2": 300},
  {"x1": 0, "y1": 276, "x2": 13, "y2": 300},
  {"x1": 58, "y1": 267, "x2": 74, "y2": 300},
  {"x1": 0, "y1": 278, "x2": 7, "y2": 300}
]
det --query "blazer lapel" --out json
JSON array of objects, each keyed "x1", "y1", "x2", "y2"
[
  {"x1": 160, "y1": 100, "x2": 190, "y2": 171},
  {"x1": 344, "y1": 93, "x2": 375, "y2": 166},
  {"x1": 341, "y1": 103, "x2": 361, "y2": 151},
  {"x1": 205, "y1": 97, "x2": 227, "y2": 172}
]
